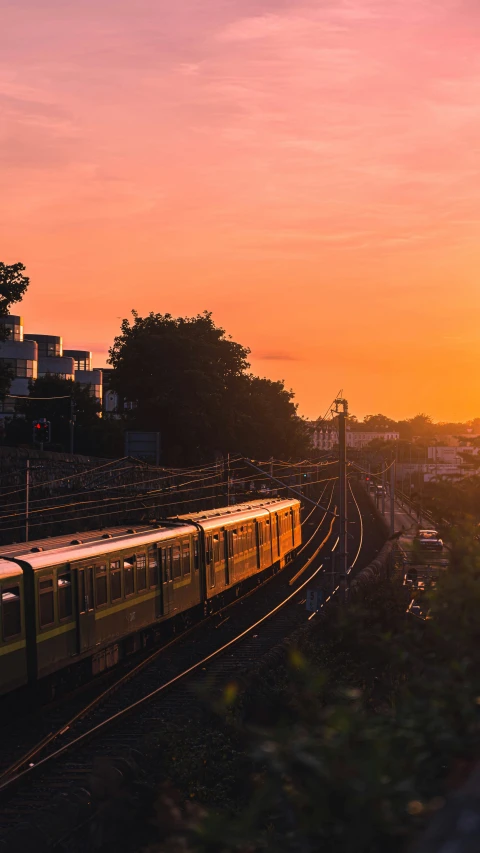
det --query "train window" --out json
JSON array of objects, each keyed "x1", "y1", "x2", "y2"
[
  {"x1": 182, "y1": 541, "x2": 191, "y2": 576},
  {"x1": 137, "y1": 553, "x2": 147, "y2": 591},
  {"x1": 110, "y1": 560, "x2": 122, "y2": 601},
  {"x1": 172, "y1": 545, "x2": 181, "y2": 579},
  {"x1": 213, "y1": 534, "x2": 220, "y2": 564},
  {"x1": 160, "y1": 548, "x2": 170, "y2": 584},
  {"x1": 193, "y1": 538, "x2": 199, "y2": 571},
  {"x1": 124, "y1": 557, "x2": 135, "y2": 596},
  {"x1": 227, "y1": 531, "x2": 234, "y2": 559},
  {"x1": 148, "y1": 547, "x2": 159, "y2": 587},
  {"x1": 232, "y1": 530, "x2": 238, "y2": 555},
  {"x1": 39, "y1": 577, "x2": 55, "y2": 627},
  {"x1": 95, "y1": 564, "x2": 108, "y2": 607},
  {"x1": 57, "y1": 572, "x2": 73, "y2": 620},
  {"x1": 257, "y1": 523, "x2": 264, "y2": 546},
  {"x1": 2, "y1": 586, "x2": 21, "y2": 640}
]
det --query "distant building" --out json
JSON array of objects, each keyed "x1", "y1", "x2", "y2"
[
  {"x1": 346, "y1": 430, "x2": 399, "y2": 449},
  {"x1": 64, "y1": 350, "x2": 92, "y2": 371},
  {"x1": 102, "y1": 367, "x2": 136, "y2": 417},
  {"x1": 0, "y1": 316, "x2": 105, "y2": 420},
  {"x1": 427, "y1": 446, "x2": 479, "y2": 465},
  {"x1": 309, "y1": 421, "x2": 399, "y2": 452},
  {"x1": 0, "y1": 317, "x2": 37, "y2": 413}
]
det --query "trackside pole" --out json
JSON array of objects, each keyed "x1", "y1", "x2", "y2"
[
  {"x1": 390, "y1": 459, "x2": 395, "y2": 535},
  {"x1": 333, "y1": 397, "x2": 348, "y2": 583}
]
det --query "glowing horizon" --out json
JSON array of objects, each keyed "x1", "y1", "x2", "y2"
[{"x1": 2, "y1": 0, "x2": 480, "y2": 422}]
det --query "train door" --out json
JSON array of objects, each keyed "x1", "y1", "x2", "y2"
[
  {"x1": 206, "y1": 534, "x2": 215, "y2": 589},
  {"x1": 255, "y1": 521, "x2": 262, "y2": 569},
  {"x1": 77, "y1": 566, "x2": 95, "y2": 653},
  {"x1": 224, "y1": 530, "x2": 231, "y2": 585},
  {"x1": 274, "y1": 514, "x2": 281, "y2": 559},
  {"x1": 161, "y1": 546, "x2": 174, "y2": 615}
]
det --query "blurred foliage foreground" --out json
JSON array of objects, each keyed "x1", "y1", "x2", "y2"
[{"x1": 89, "y1": 532, "x2": 480, "y2": 853}]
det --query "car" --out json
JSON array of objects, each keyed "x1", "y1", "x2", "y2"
[{"x1": 416, "y1": 529, "x2": 443, "y2": 551}]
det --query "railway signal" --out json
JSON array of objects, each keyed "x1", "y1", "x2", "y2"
[{"x1": 32, "y1": 418, "x2": 50, "y2": 447}]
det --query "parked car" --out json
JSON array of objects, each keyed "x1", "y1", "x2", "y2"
[{"x1": 416, "y1": 529, "x2": 443, "y2": 551}]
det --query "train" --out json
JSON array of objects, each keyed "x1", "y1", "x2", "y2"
[{"x1": 0, "y1": 497, "x2": 301, "y2": 697}]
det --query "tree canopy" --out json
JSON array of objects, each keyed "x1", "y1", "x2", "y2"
[
  {"x1": 109, "y1": 311, "x2": 309, "y2": 463},
  {"x1": 0, "y1": 262, "x2": 29, "y2": 317}
]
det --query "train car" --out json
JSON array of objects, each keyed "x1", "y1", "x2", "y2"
[
  {"x1": 178, "y1": 498, "x2": 301, "y2": 601},
  {"x1": 0, "y1": 497, "x2": 301, "y2": 697},
  {"x1": 0, "y1": 560, "x2": 27, "y2": 694}
]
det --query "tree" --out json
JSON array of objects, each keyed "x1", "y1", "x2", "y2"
[
  {"x1": 0, "y1": 261, "x2": 30, "y2": 400},
  {"x1": 0, "y1": 262, "x2": 29, "y2": 316},
  {"x1": 224, "y1": 375, "x2": 308, "y2": 460},
  {"x1": 109, "y1": 311, "x2": 310, "y2": 464},
  {"x1": 361, "y1": 413, "x2": 398, "y2": 431}
]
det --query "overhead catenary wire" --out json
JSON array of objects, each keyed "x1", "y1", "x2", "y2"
[
  {"x1": 0, "y1": 469, "x2": 339, "y2": 535},
  {"x1": 0, "y1": 469, "x2": 339, "y2": 524}
]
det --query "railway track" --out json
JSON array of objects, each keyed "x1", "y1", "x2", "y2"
[
  {"x1": 0, "y1": 483, "x2": 334, "y2": 785},
  {"x1": 0, "y1": 483, "x2": 384, "y2": 853}
]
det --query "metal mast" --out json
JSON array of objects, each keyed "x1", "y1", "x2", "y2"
[{"x1": 333, "y1": 397, "x2": 348, "y2": 579}]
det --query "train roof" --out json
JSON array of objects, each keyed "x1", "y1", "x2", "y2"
[
  {"x1": 1, "y1": 522, "x2": 197, "y2": 572},
  {"x1": 0, "y1": 560, "x2": 23, "y2": 581},
  {"x1": 177, "y1": 497, "x2": 300, "y2": 532},
  {"x1": 0, "y1": 498, "x2": 300, "y2": 573}
]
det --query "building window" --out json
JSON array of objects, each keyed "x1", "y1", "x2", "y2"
[
  {"x1": 1, "y1": 322, "x2": 22, "y2": 342},
  {"x1": 0, "y1": 358, "x2": 35, "y2": 379}
]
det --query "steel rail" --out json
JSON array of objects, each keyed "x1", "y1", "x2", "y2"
[{"x1": 0, "y1": 496, "x2": 337, "y2": 796}]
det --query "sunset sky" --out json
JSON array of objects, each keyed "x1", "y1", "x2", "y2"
[{"x1": 2, "y1": 0, "x2": 480, "y2": 421}]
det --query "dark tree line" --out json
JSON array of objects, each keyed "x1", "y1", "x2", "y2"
[{"x1": 109, "y1": 311, "x2": 309, "y2": 464}]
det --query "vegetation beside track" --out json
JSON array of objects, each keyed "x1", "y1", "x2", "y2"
[{"x1": 79, "y1": 522, "x2": 480, "y2": 853}]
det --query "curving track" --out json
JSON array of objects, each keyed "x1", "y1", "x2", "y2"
[{"x1": 0, "y1": 481, "x2": 386, "y2": 853}]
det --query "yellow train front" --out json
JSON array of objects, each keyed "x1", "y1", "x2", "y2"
[{"x1": 0, "y1": 498, "x2": 301, "y2": 697}]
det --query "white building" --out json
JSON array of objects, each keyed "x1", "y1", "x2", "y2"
[
  {"x1": 309, "y1": 422, "x2": 399, "y2": 452},
  {"x1": 0, "y1": 318, "x2": 104, "y2": 418}
]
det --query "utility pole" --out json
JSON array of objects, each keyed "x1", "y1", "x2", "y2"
[
  {"x1": 382, "y1": 466, "x2": 386, "y2": 515},
  {"x1": 25, "y1": 459, "x2": 30, "y2": 543},
  {"x1": 390, "y1": 459, "x2": 395, "y2": 535},
  {"x1": 70, "y1": 396, "x2": 75, "y2": 454},
  {"x1": 333, "y1": 397, "x2": 348, "y2": 580}
]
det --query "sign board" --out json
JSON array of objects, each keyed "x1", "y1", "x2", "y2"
[
  {"x1": 306, "y1": 589, "x2": 324, "y2": 613},
  {"x1": 124, "y1": 431, "x2": 160, "y2": 465}
]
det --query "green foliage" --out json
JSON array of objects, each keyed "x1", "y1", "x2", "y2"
[
  {"x1": 108, "y1": 310, "x2": 309, "y2": 464},
  {"x1": 130, "y1": 536, "x2": 480, "y2": 853},
  {"x1": 0, "y1": 261, "x2": 29, "y2": 316}
]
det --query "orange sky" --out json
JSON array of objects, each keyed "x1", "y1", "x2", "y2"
[{"x1": 2, "y1": 0, "x2": 480, "y2": 421}]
